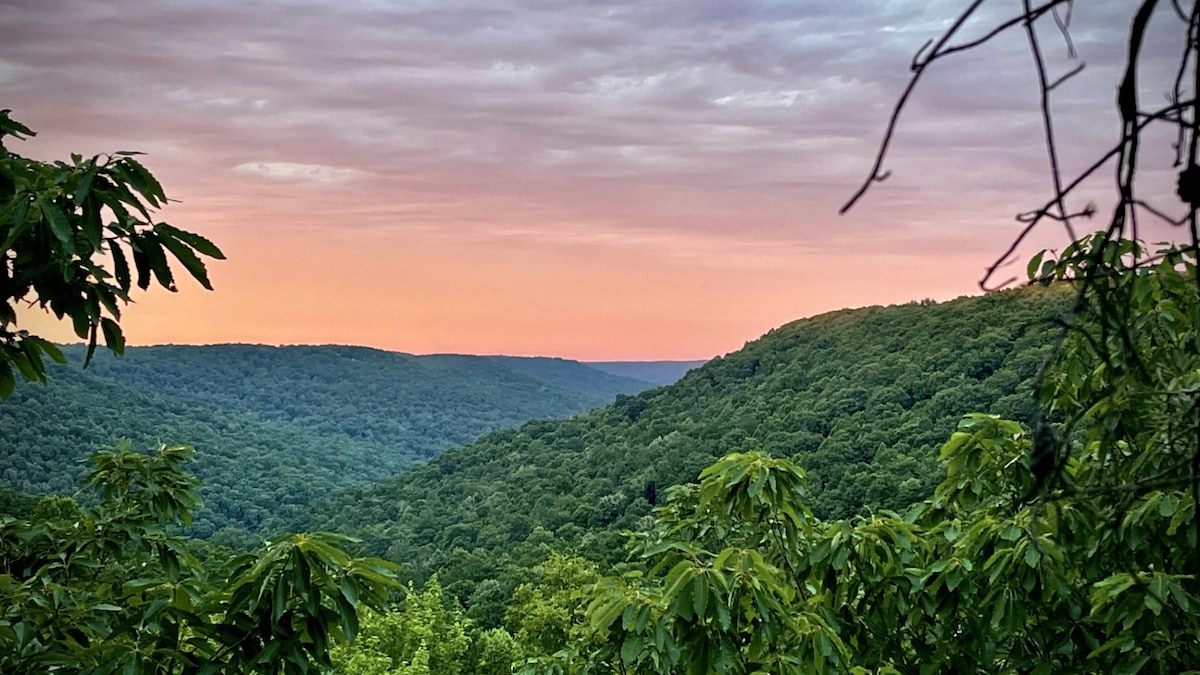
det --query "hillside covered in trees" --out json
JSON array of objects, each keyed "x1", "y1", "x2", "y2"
[
  {"x1": 322, "y1": 286, "x2": 1071, "y2": 600},
  {"x1": 0, "y1": 346, "x2": 662, "y2": 536}
]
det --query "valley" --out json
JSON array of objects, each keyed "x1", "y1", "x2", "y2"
[{"x1": 0, "y1": 346, "x2": 684, "y2": 536}]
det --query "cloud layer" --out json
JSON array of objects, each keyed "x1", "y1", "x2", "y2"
[{"x1": 2, "y1": 0, "x2": 1190, "y2": 358}]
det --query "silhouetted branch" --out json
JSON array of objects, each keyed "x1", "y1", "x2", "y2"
[
  {"x1": 1023, "y1": 0, "x2": 1077, "y2": 240},
  {"x1": 979, "y1": 100, "x2": 1189, "y2": 291},
  {"x1": 839, "y1": 0, "x2": 1075, "y2": 215}
]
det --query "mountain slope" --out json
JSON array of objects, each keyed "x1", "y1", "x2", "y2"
[
  {"x1": 488, "y1": 356, "x2": 657, "y2": 399},
  {"x1": 67, "y1": 345, "x2": 614, "y2": 458},
  {"x1": 1, "y1": 346, "x2": 664, "y2": 537},
  {"x1": 585, "y1": 360, "x2": 708, "y2": 385},
  {"x1": 325, "y1": 287, "x2": 1071, "y2": 593},
  {"x1": 0, "y1": 365, "x2": 392, "y2": 536}
]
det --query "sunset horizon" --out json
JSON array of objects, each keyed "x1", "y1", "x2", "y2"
[{"x1": 3, "y1": 0, "x2": 1186, "y2": 361}]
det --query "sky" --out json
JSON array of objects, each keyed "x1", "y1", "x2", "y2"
[{"x1": 0, "y1": 0, "x2": 1190, "y2": 359}]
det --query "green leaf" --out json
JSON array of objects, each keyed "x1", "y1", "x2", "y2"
[
  {"x1": 38, "y1": 195, "x2": 74, "y2": 251},
  {"x1": 120, "y1": 157, "x2": 167, "y2": 206},
  {"x1": 692, "y1": 576, "x2": 709, "y2": 619},
  {"x1": 73, "y1": 166, "x2": 96, "y2": 205},
  {"x1": 31, "y1": 338, "x2": 67, "y2": 364},
  {"x1": 155, "y1": 222, "x2": 225, "y2": 260},
  {"x1": 138, "y1": 232, "x2": 176, "y2": 291},
  {"x1": 335, "y1": 592, "x2": 358, "y2": 643},
  {"x1": 621, "y1": 636, "x2": 642, "y2": 664},
  {"x1": 100, "y1": 317, "x2": 125, "y2": 355},
  {"x1": 273, "y1": 575, "x2": 287, "y2": 622},
  {"x1": 990, "y1": 591, "x2": 1008, "y2": 630},
  {"x1": 0, "y1": 361, "x2": 16, "y2": 398},
  {"x1": 2, "y1": 196, "x2": 31, "y2": 249},
  {"x1": 1027, "y1": 250, "x2": 1046, "y2": 280}
]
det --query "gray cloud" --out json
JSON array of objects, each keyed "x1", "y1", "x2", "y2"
[{"x1": 0, "y1": 0, "x2": 1187, "y2": 254}]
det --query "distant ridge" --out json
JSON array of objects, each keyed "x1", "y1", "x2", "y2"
[
  {"x1": 1, "y1": 345, "x2": 671, "y2": 536},
  {"x1": 586, "y1": 360, "x2": 708, "y2": 385},
  {"x1": 486, "y1": 356, "x2": 656, "y2": 399},
  {"x1": 325, "y1": 287, "x2": 1073, "y2": 587}
]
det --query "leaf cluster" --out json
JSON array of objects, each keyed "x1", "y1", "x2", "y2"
[
  {"x1": 534, "y1": 237, "x2": 1200, "y2": 674},
  {"x1": 0, "y1": 111, "x2": 223, "y2": 397},
  {"x1": 0, "y1": 442, "x2": 399, "y2": 674}
]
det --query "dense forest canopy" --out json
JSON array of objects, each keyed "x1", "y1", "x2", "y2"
[
  {"x1": 0, "y1": 345, "x2": 664, "y2": 536},
  {"x1": 1, "y1": 112, "x2": 403, "y2": 675},
  {"x1": 4, "y1": 0, "x2": 1200, "y2": 668},
  {"x1": 322, "y1": 286, "x2": 1071, "y2": 597}
]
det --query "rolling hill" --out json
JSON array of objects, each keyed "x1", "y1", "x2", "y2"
[
  {"x1": 585, "y1": 360, "x2": 708, "y2": 385},
  {"x1": 0, "y1": 346, "x2": 667, "y2": 536},
  {"x1": 319, "y1": 287, "x2": 1071, "y2": 601}
]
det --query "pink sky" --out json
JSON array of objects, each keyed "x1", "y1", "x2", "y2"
[{"x1": 2, "y1": 0, "x2": 1189, "y2": 359}]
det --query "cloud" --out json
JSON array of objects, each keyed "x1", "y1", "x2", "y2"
[
  {"x1": 234, "y1": 161, "x2": 363, "y2": 184},
  {"x1": 0, "y1": 0, "x2": 1187, "y2": 356}
]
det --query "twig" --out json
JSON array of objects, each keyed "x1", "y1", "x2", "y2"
[
  {"x1": 839, "y1": 0, "x2": 990, "y2": 215},
  {"x1": 1023, "y1": 0, "x2": 1077, "y2": 240}
]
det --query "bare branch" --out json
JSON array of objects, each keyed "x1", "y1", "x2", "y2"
[
  {"x1": 840, "y1": 0, "x2": 1075, "y2": 215},
  {"x1": 979, "y1": 100, "x2": 1190, "y2": 291},
  {"x1": 839, "y1": 0, "x2": 989, "y2": 215},
  {"x1": 1023, "y1": 0, "x2": 1077, "y2": 240}
]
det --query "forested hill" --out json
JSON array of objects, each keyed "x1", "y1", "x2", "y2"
[
  {"x1": 323, "y1": 286, "x2": 1071, "y2": 597},
  {"x1": 66, "y1": 345, "x2": 661, "y2": 440},
  {"x1": 585, "y1": 360, "x2": 708, "y2": 385},
  {"x1": 0, "y1": 346, "x2": 665, "y2": 537},
  {"x1": 479, "y1": 356, "x2": 657, "y2": 399}
]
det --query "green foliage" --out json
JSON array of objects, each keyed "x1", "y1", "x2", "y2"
[
  {"x1": 473, "y1": 627, "x2": 524, "y2": 675},
  {"x1": 530, "y1": 237, "x2": 1200, "y2": 674},
  {"x1": 557, "y1": 413, "x2": 1197, "y2": 673},
  {"x1": 506, "y1": 553, "x2": 601, "y2": 661},
  {"x1": 0, "y1": 442, "x2": 399, "y2": 674},
  {"x1": 71, "y1": 346, "x2": 636, "y2": 465},
  {"x1": 328, "y1": 287, "x2": 1069, "y2": 596},
  {"x1": 0, "y1": 111, "x2": 223, "y2": 396},
  {"x1": 487, "y1": 356, "x2": 658, "y2": 400},
  {"x1": 331, "y1": 576, "x2": 471, "y2": 675},
  {"x1": 0, "y1": 346, "x2": 656, "y2": 536}
]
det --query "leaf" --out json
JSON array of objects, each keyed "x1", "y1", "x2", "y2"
[
  {"x1": 692, "y1": 576, "x2": 709, "y2": 619},
  {"x1": 73, "y1": 166, "x2": 96, "y2": 205},
  {"x1": 2, "y1": 196, "x2": 31, "y2": 249},
  {"x1": 335, "y1": 592, "x2": 359, "y2": 643},
  {"x1": 1158, "y1": 493, "x2": 1180, "y2": 518},
  {"x1": 1144, "y1": 591, "x2": 1163, "y2": 616},
  {"x1": 155, "y1": 222, "x2": 225, "y2": 259},
  {"x1": 138, "y1": 232, "x2": 176, "y2": 291},
  {"x1": 0, "y1": 363, "x2": 15, "y2": 398},
  {"x1": 38, "y1": 195, "x2": 73, "y2": 252},
  {"x1": 31, "y1": 338, "x2": 67, "y2": 364},
  {"x1": 10, "y1": 348, "x2": 39, "y2": 381},
  {"x1": 621, "y1": 636, "x2": 642, "y2": 664},
  {"x1": 120, "y1": 158, "x2": 167, "y2": 206},
  {"x1": 990, "y1": 591, "x2": 1008, "y2": 630},
  {"x1": 339, "y1": 579, "x2": 359, "y2": 606},
  {"x1": 132, "y1": 245, "x2": 151, "y2": 290},
  {"x1": 100, "y1": 317, "x2": 125, "y2": 355},
  {"x1": 109, "y1": 240, "x2": 132, "y2": 292},
  {"x1": 1027, "y1": 250, "x2": 1046, "y2": 280},
  {"x1": 273, "y1": 575, "x2": 287, "y2": 622}
]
